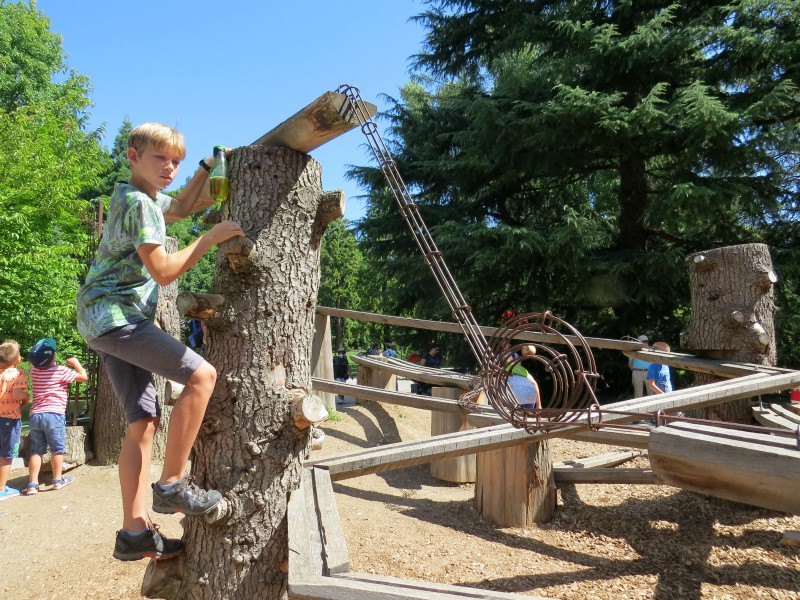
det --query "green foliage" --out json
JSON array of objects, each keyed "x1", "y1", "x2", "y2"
[
  {"x1": 0, "y1": 2, "x2": 108, "y2": 356},
  {"x1": 353, "y1": 0, "x2": 800, "y2": 392}
]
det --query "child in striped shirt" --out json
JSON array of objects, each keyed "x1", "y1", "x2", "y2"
[{"x1": 25, "y1": 338, "x2": 88, "y2": 494}]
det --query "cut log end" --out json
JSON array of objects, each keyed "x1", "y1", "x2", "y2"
[
  {"x1": 221, "y1": 237, "x2": 255, "y2": 273},
  {"x1": 176, "y1": 291, "x2": 225, "y2": 320},
  {"x1": 289, "y1": 389, "x2": 329, "y2": 430}
]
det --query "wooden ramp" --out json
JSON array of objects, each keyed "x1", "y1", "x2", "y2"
[
  {"x1": 287, "y1": 467, "x2": 555, "y2": 600},
  {"x1": 649, "y1": 421, "x2": 800, "y2": 514},
  {"x1": 351, "y1": 354, "x2": 473, "y2": 389},
  {"x1": 752, "y1": 403, "x2": 800, "y2": 431}
]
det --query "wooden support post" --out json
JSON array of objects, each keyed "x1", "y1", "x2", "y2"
[
  {"x1": 429, "y1": 386, "x2": 476, "y2": 483},
  {"x1": 475, "y1": 433, "x2": 555, "y2": 526},
  {"x1": 311, "y1": 313, "x2": 336, "y2": 410},
  {"x1": 356, "y1": 356, "x2": 397, "y2": 401}
]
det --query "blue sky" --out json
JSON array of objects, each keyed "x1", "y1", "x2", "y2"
[{"x1": 36, "y1": 0, "x2": 428, "y2": 222}]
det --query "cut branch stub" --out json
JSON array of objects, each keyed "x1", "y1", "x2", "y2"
[
  {"x1": 220, "y1": 237, "x2": 255, "y2": 273},
  {"x1": 289, "y1": 388, "x2": 328, "y2": 430},
  {"x1": 315, "y1": 189, "x2": 345, "y2": 229},
  {"x1": 758, "y1": 270, "x2": 779, "y2": 291},
  {"x1": 176, "y1": 291, "x2": 225, "y2": 320}
]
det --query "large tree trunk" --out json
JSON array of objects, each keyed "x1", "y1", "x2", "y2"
[
  {"x1": 91, "y1": 237, "x2": 179, "y2": 464},
  {"x1": 167, "y1": 146, "x2": 342, "y2": 600},
  {"x1": 681, "y1": 243, "x2": 777, "y2": 423}
]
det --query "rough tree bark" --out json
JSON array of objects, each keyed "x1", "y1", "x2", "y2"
[
  {"x1": 91, "y1": 237, "x2": 179, "y2": 464},
  {"x1": 151, "y1": 146, "x2": 342, "y2": 600},
  {"x1": 681, "y1": 243, "x2": 777, "y2": 423}
]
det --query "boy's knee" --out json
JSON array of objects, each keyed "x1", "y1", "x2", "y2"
[{"x1": 189, "y1": 361, "x2": 217, "y2": 389}]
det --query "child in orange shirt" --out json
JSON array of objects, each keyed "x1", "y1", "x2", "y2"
[{"x1": 0, "y1": 340, "x2": 29, "y2": 500}]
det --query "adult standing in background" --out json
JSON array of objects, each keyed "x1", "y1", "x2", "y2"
[
  {"x1": 382, "y1": 343, "x2": 398, "y2": 358},
  {"x1": 332, "y1": 347, "x2": 350, "y2": 404},
  {"x1": 418, "y1": 344, "x2": 442, "y2": 396},
  {"x1": 629, "y1": 334, "x2": 652, "y2": 397}
]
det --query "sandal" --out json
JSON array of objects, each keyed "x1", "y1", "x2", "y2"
[
  {"x1": 52, "y1": 476, "x2": 75, "y2": 491},
  {"x1": 24, "y1": 483, "x2": 39, "y2": 496}
]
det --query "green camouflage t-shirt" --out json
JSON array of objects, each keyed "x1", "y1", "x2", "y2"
[{"x1": 77, "y1": 182, "x2": 172, "y2": 341}]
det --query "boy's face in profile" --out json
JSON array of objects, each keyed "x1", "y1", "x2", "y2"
[{"x1": 127, "y1": 144, "x2": 182, "y2": 192}]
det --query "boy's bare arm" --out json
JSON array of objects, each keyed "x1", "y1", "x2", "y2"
[
  {"x1": 12, "y1": 388, "x2": 28, "y2": 407},
  {"x1": 138, "y1": 220, "x2": 245, "y2": 286},
  {"x1": 163, "y1": 161, "x2": 216, "y2": 223},
  {"x1": 65, "y1": 357, "x2": 89, "y2": 383}
]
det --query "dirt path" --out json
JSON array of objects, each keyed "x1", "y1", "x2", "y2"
[{"x1": 1, "y1": 396, "x2": 798, "y2": 599}]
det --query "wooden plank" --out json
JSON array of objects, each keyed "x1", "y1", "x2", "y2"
[
  {"x1": 252, "y1": 91, "x2": 377, "y2": 153},
  {"x1": 333, "y1": 572, "x2": 556, "y2": 599},
  {"x1": 311, "y1": 371, "x2": 800, "y2": 481},
  {"x1": 304, "y1": 468, "x2": 325, "y2": 573},
  {"x1": 351, "y1": 355, "x2": 472, "y2": 389},
  {"x1": 649, "y1": 422, "x2": 800, "y2": 513},
  {"x1": 311, "y1": 378, "x2": 466, "y2": 413},
  {"x1": 661, "y1": 420, "x2": 798, "y2": 450},
  {"x1": 311, "y1": 468, "x2": 350, "y2": 576},
  {"x1": 623, "y1": 349, "x2": 791, "y2": 379},
  {"x1": 554, "y1": 468, "x2": 659, "y2": 484},
  {"x1": 766, "y1": 403, "x2": 800, "y2": 425},
  {"x1": 317, "y1": 306, "x2": 635, "y2": 351},
  {"x1": 752, "y1": 405, "x2": 800, "y2": 431},
  {"x1": 287, "y1": 469, "x2": 323, "y2": 579},
  {"x1": 553, "y1": 449, "x2": 641, "y2": 469}
]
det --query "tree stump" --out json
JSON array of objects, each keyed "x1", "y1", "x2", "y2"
[
  {"x1": 157, "y1": 145, "x2": 342, "y2": 600},
  {"x1": 681, "y1": 243, "x2": 777, "y2": 423},
  {"x1": 91, "y1": 238, "x2": 180, "y2": 464}
]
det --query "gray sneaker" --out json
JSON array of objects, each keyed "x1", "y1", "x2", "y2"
[
  {"x1": 152, "y1": 476, "x2": 222, "y2": 516},
  {"x1": 113, "y1": 522, "x2": 184, "y2": 561}
]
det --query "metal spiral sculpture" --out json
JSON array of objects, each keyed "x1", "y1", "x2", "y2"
[
  {"x1": 339, "y1": 84, "x2": 600, "y2": 433},
  {"x1": 479, "y1": 311, "x2": 600, "y2": 433}
]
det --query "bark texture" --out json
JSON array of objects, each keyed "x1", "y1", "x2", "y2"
[
  {"x1": 91, "y1": 237, "x2": 179, "y2": 464},
  {"x1": 681, "y1": 243, "x2": 777, "y2": 423},
  {"x1": 174, "y1": 146, "x2": 336, "y2": 600}
]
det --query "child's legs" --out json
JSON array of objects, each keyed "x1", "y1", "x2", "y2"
[
  {"x1": 161, "y1": 361, "x2": 216, "y2": 484},
  {"x1": 41, "y1": 414, "x2": 67, "y2": 481},
  {"x1": 119, "y1": 417, "x2": 158, "y2": 531},
  {"x1": 27, "y1": 413, "x2": 49, "y2": 484},
  {"x1": 0, "y1": 418, "x2": 21, "y2": 489},
  {"x1": 89, "y1": 321, "x2": 208, "y2": 487}
]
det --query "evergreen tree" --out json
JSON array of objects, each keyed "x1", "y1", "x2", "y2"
[{"x1": 354, "y1": 0, "x2": 800, "y2": 380}]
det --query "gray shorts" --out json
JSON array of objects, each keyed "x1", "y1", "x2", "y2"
[{"x1": 88, "y1": 321, "x2": 205, "y2": 424}]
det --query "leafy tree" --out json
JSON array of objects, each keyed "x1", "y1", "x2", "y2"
[
  {"x1": 0, "y1": 1, "x2": 108, "y2": 356},
  {"x1": 353, "y1": 0, "x2": 800, "y2": 386}
]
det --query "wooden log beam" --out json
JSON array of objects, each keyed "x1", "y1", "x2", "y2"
[
  {"x1": 253, "y1": 91, "x2": 377, "y2": 153},
  {"x1": 309, "y1": 371, "x2": 800, "y2": 480},
  {"x1": 554, "y1": 468, "x2": 659, "y2": 485},
  {"x1": 649, "y1": 421, "x2": 800, "y2": 514},
  {"x1": 311, "y1": 468, "x2": 349, "y2": 576},
  {"x1": 176, "y1": 291, "x2": 225, "y2": 320},
  {"x1": 623, "y1": 348, "x2": 792, "y2": 379}
]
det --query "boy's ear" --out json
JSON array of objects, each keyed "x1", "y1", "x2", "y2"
[{"x1": 127, "y1": 147, "x2": 139, "y2": 165}]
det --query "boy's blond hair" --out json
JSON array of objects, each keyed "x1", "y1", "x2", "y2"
[
  {"x1": 0, "y1": 340, "x2": 20, "y2": 368},
  {"x1": 128, "y1": 122, "x2": 186, "y2": 160},
  {"x1": 651, "y1": 341, "x2": 670, "y2": 352}
]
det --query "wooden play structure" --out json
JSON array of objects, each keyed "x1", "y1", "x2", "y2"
[{"x1": 294, "y1": 305, "x2": 800, "y2": 599}]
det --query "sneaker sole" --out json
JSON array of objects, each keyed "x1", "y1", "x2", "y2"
[
  {"x1": 113, "y1": 548, "x2": 184, "y2": 562},
  {"x1": 151, "y1": 501, "x2": 220, "y2": 517}
]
